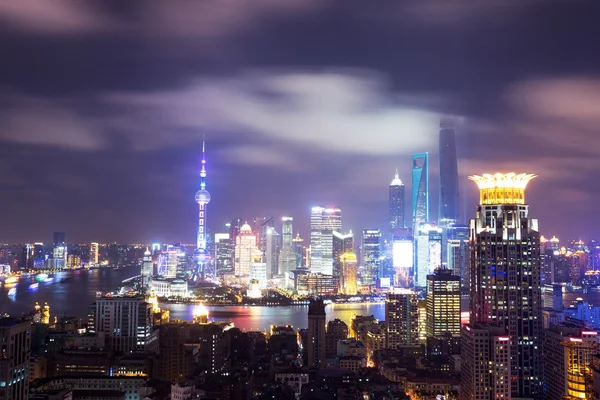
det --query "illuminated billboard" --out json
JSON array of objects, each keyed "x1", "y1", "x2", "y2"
[{"x1": 393, "y1": 240, "x2": 413, "y2": 269}]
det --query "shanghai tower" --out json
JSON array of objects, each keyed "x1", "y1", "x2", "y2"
[{"x1": 439, "y1": 118, "x2": 459, "y2": 223}]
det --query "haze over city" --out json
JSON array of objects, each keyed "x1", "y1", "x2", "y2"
[{"x1": 2, "y1": 1, "x2": 600, "y2": 243}]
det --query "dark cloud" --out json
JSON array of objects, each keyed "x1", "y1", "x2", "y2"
[{"x1": 1, "y1": 1, "x2": 599, "y2": 243}]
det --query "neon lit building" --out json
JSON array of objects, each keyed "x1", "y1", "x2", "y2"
[
  {"x1": 361, "y1": 229, "x2": 381, "y2": 286},
  {"x1": 411, "y1": 153, "x2": 429, "y2": 231},
  {"x1": 469, "y1": 172, "x2": 542, "y2": 398},
  {"x1": 340, "y1": 252, "x2": 358, "y2": 295},
  {"x1": 90, "y1": 242, "x2": 99, "y2": 265},
  {"x1": 141, "y1": 247, "x2": 153, "y2": 287},
  {"x1": 389, "y1": 169, "x2": 405, "y2": 230},
  {"x1": 426, "y1": 268, "x2": 461, "y2": 339},
  {"x1": 194, "y1": 138, "x2": 211, "y2": 274},
  {"x1": 414, "y1": 224, "x2": 442, "y2": 287},
  {"x1": 310, "y1": 206, "x2": 342, "y2": 275},
  {"x1": 278, "y1": 217, "x2": 296, "y2": 285},
  {"x1": 234, "y1": 223, "x2": 257, "y2": 279},
  {"x1": 392, "y1": 238, "x2": 413, "y2": 288}
]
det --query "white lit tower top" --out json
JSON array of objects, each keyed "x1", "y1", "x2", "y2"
[{"x1": 195, "y1": 137, "x2": 211, "y2": 261}]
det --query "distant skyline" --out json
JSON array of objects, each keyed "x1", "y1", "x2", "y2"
[{"x1": 1, "y1": 2, "x2": 599, "y2": 243}]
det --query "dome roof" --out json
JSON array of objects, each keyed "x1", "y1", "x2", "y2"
[
  {"x1": 195, "y1": 189, "x2": 211, "y2": 204},
  {"x1": 240, "y1": 223, "x2": 252, "y2": 233}
]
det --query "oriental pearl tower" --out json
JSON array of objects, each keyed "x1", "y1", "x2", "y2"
[{"x1": 194, "y1": 137, "x2": 211, "y2": 279}]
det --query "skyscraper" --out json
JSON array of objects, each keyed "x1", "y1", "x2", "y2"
[
  {"x1": 265, "y1": 226, "x2": 280, "y2": 278},
  {"x1": 332, "y1": 230, "x2": 353, "y2": 282},
  {"x1": 385, "y1": 288, "x2": 419, "y2": 348},
  {"x1": 414, "y1": 224, "x2": 442, "y2": 287},
  {"x1": 426, "y1": 269, "x2": 461, "y2": 339},
  {"x1": 141, "y1": 247, "x2": 153, "y2": 287},
  {"x1": 51, "y1": 231, "x2": 67, "y2": 269},
  {"x1": 389, "y1": 169, "x2": 405, "y2": 231},
  {"x1": 279, "y1": 217, "x2": 296, "y2": 284},
  {"x1": 95, "y1": 297, "x2": 153, "y2": 353},
  {"x1": 89, "y1": 242, "x2": 99, "y2": 265},
  {"x1": 339, "y1": 252, "x2": 358, "y2": 295},
  {"x1": 361, "y1": 229, "x2": 381, "y2": 286},
  {"x1": 411, "y1": 153, "x2": 429, "y2": 231},
  {"x1": 446, "y1": 224, "x2": 469, "y2": 293},
  {"x1": 214, "y1": 233, "x2": 234, "y2": 277},
  {"x1": 469, "y1": 172, "x2": 542, "y2": 398},
  {"x1": 438, "y1": 118, "x2": 459, "y2": 223},
  {"x1": 194, "y1": 138, "x2": 211, "y2": 275},
  {"x1": 0, "y1": 318, "x2": 31, "y2": 400},
  {"x1": 307, "y1": 298, "x2": 326, "y2": 369},
  {"x1": 310, "y1": 207, "x2": 342, "y2": 275},
  {"x1": 234, "y1": 223, "x2": 257, "y2": 279}
]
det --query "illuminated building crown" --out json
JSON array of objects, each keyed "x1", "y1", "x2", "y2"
[{"x1": 469, "y1": 172, "x2": 536, "y2": 205}]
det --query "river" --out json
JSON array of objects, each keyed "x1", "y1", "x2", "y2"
[{"x1": 2, "y1": 266, "x2": 599, "y2": 332}]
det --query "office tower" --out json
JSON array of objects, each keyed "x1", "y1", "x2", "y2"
[
  {"x1": 446, "y1": 224, "x2": 469, "y2": 293},
  {"x1": 332, "y1": 230, "x2": 353, "y2": 281},
  {"x1": 141, "y1": 247, "x2": 153, "y2": 287},
  {"x1": 265, "y1": 226, "x2": 280, "y2": 278},
  {"x1": 414, "y1": 224, "x2": 442, "y2": 287},
  {"x1": 389, "y1": 169, "x2": 405, "y2": 230},
  {"x1": 392, "y1": 237, "x2": 413, "y2": 288},
  {"x1": 469, "y1": 172, "x2": 542, "y2": 398},
  {"x1": 89, "y1": 242, "x2": 99, "y2": 265},
  {"x1": 214, "y1": 233, "x2": 234, "y2": 277},
  {"x1": 249, "y1": 250, "x2": 267, "y2": 289},
  {"x1": 229, "y1": 218, "x2": 242, "y2": 243},
  {"x1": 51, "y1": 231, "x2": 67, "y2": 269},
  {"x1": 461, "y1": 323, "x2": 511, "y2": 400},
  {"x1": 325, "y1": 319, "x2": 349, "y2": 357},
  {"x1": 544, "y1": 324, "x2": 599, "y2": 400},
  {"x1": 307, "y1": 298, "x2": 326, "y2": 369},
  {"x1": 426, "y1": 269, "x2": 461, "y2": 339},
  {"x1": 234, "y1": 223, "x2": 257, "y2": 278},
  {"x1": 292, "y1": 234, "x2": 305, "y2": 268},
  {"x1": 411, "y1": 153, "x2": 429, "y2": 231},
  {"x1": 194, "y1": 138, "x2": 211, "y2": 277},
  {"x1": 385, "y1": 288, "x2": 419, "y2": 348},
  {"x1": 361, "y1": 229, "x2": 381, "y2": 286},
  {"x1": 95, "y1": 297, "x2": 153, "y2": 353},
  {"x1": 438, "y1": 118, "x2": 459, "y2": 223},
  {"x1": 0, "y1": 318, "x2": 31, "y2": 400},
  {"x1": 339, "y1": 252, "x2": 358, "y2": 295},
  {"x1": 279, "y1": 217, "x2": 296, "y2": 284},
  {"x1": 310, "y1": 207, "x2": 342, "y2": 275},
  {"x1": 159, "y1": 247, "x2": 178, "y2": 279}
]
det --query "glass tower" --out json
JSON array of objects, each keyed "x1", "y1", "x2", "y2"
[
  {"x1": 439, "y1": 118, "x2": 459, "y2": 223},
  {"x1": 411, "y1": 153, "x2": 429, "y2": 231},
  {"x1": 389, "y1": 169, "x2": 405, "y2": 230}
]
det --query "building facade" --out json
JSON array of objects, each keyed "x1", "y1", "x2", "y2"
[
  {"x1": 386, "y1": 288, "x2": 419, "y2": 348},
  {"x1": 426, "y1": 268, "x2": 461, "y2": 339},
  {"x1": 95, "y1": 297, "x2": 153, "y2": 353},
  {"x1": 389, "y1": 169, "x2": 405, "y2": 231},
  {"x1": 469, "y1": 172, "x2": 542, "y2": 398},
  {"x1": 234, "y1": 223, "x2": 257, "y2": 279},
  {"x1": 310, "y1": 207, "x2": 342, "y2": 275},
  {"x1": 0, "y1": 318, "x2": 31, "y2": 400},
  {"x1": 438, "y1": 118, "x2": 459, "y2": 224},
  {"x1": 307, "y1": 298, "x2": 327, "y2": 369},
  {"x1": 361, "y1": 229, "x2": 381, "y2": 286},
  {"x1": 411, "y1": 153, "x2": 429, "y2": 232}
]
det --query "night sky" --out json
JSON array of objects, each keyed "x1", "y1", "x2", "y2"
[{"x1": 1, "y1": 1, "x2": 599, "y2": 244}]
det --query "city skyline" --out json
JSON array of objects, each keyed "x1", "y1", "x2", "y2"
[{"x1": 2, "y1": 2, "x2": 600, "y2": 244}]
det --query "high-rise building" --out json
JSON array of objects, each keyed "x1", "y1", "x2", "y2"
[
  {"x1": 158, "y1": 247, "x2": 179, "y2": 279},
  {"x1": 234, "y1": 223, "x2": 257, "y2": 279},
  {"x1": 438, "y1": 118, "x2": 459, "y2": 223},
  {"x1": 339, "y1": 252, "x2": 358, "y2": 295},
  {"x1": 426, "y1": 269, "x2": 461, "y2": 339},
  {"x1": 392, "y1": 237, "x2": 413, "y2": 288},
  {"x1": 214, "y1": 233, "x2": 234, "y2": 277},
  {"x1": 411, "y1": 153, "x2": 429, "y2": 231},
  {"x1": 307, "y1": 298, "x2": 326, "y2": 369},
  {"x1": 90, "y1": 242, "x2": 99, "y2": 265},
  {"x1": 325, "y1": 319, "x2": 349, "y2": 357},
  {"x1": 265, "y1": 227, "x2": 280, "y2": 278},
  {"x1": 249, "y1": 250, "x2": 267, "y2": 289},
  {"x1": 0, "y1": 318, "x2": 31, "y2": 400},
  {"x1": 292, "y1": 234, "x2": 305, "y2": 268},
  {"x1": 310, "y1": 207, "x2": 342, "y2": 275},
  {"x1": 446, "y1": 224, "x2": 469, "y2": 293},
  {"x1": 469, "y1": 172, "x2": 542, "y2": 398},
  {"x1": 51, "y1": 231, "x2": 67, "y2": 269},
  {"x1": 389, "y1": 169, "x2": 405, "y2": 231},
  {"x1": 194, "y1": 138, "x2": 211, "y2": 275},
  {"x1": 332, "y1": 230, "x2": 353, "y2": 281},
  {"x1": 279, "y1": 217, "x2": 296, "y2": 284},
  {"x1": 543, "y1": 323, "x2": 599, "y2": 400},
  {"x1": 414, "y1": 224, "x2": 442, "y2": 287},
  {"x1": 461, "y1": 323, "x2": 511, "y2": 400},
  {"x1": 141, "y1": 247, "x2": 153, "y2": 287},
  {"x1": 361, "y1": 229, "x2": 381, "y2": 286},
  {"x1": 386, "y1": 288, "x2": 419, "y2": 348},
  {"x1": 95, "y1": 297, "x2": 153, "y2": 353}
]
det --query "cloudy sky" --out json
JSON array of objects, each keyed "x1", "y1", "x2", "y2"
[{"x1": 1, "y1": 1, "x2": 599, "y2": 244}]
